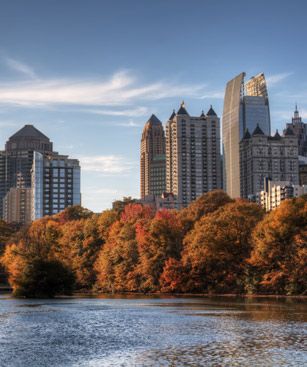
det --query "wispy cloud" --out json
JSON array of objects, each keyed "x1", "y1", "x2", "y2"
[
  {"x1": 5, "y1": 57, "x2": 37, "y2": 79},
  {"x1": 266, "y1": 72, "x2": 293, "y2": 86},
  {"x1": 78, "y1": 155, "x2": 136, "y2": 175},
  {"x1": 86, "y1": 106, "x2": 148, "y2": 117},
  {"x1": 0, "y1": 69, "x2": 206, "y2": 108},
  {"x1": 199, "y1": 90, "x2": 224, "y2": 99}
]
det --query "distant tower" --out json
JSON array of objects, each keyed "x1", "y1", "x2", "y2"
[
  {"x1": 284, "y1": 105, "x2": 307, "y2": 156},
  {"x1": 140, "y1": 114, "x2": 166, "y2": 199},
  {"x1": 166, "y1": 102, "x2": 222, "y2": 208},
  {"x1": 222, "y1": 72, "x2": 271, "y2": 198}
]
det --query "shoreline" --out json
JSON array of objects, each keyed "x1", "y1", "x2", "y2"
[
  {"x1": 73, "y1": 291, "x2": 307, "y2": 299},
  {"x1": 1, "y1": 288, "x2": 306, "y2": 299}
]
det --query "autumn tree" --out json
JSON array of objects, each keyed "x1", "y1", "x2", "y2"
[
  {"x1": 95, "y1": 204, "x2": 154, "y2": 292},
  {"x1": 181, "y1": 200, "x2": 264, "y2": 293},
  {"x1": 135, "y1": 209, "x2": 184, "y2": 292},
  {"x1": 57, "y1": 215, "x2": 102, "y2": 289},
  {"x1": 179, "y1": 190, "x2": 233, "y2": 233},
  {"x1": 249, "y1": 196, "x2": 307, "y2": 295}
]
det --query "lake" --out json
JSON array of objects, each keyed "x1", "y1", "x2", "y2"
[{"x1": 0, "y1": 294, "x2": 306, "y2": 366}]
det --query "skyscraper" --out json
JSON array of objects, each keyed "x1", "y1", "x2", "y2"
[
  {"x1": 0, "y1": 125, "x2": 81, "y2": 224},
  {"x1": 140, "y1": 114, "x2": 166, "y2": 199},
  {"x1": 166, "y1": 102, "x2": 222, "y2": 208},
  {"x1": 222, "y1": 72, "x2": 271, "y2": 198}
]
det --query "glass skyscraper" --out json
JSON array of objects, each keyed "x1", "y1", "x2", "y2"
[{"x1": 222, "y1": 72, "x2": 271, "y2": 198}]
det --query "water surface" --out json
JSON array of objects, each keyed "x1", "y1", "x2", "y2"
[{"x1": 0, "y1": 294, "x2": 306, "y2": 366}]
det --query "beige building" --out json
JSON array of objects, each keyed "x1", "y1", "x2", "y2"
[
  {"x1": 3, "y1": 187, "x2": 32, "y2": 224},
  {"x1": 140, "y1": 114, "x2": 166, "y2": 199},
  {"x1": 240, "y1": 125, "x2": 299, "y2": 199},
  {"x1": 166, "y1": 102, "x2": 222, "y2": 208}
]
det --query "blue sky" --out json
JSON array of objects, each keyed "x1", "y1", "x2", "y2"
[{"x1": 0, "y1": 0, "x2": 307, "y2": 211}]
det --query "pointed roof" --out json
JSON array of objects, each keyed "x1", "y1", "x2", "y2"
[
  {"x1": 252, "y1": 124, "x2": 265, "y2": 136},
  {"x1": 146, "y1": 114, "x2": 162, "y2": 125},
  {"x1": 207, "y1": 105, "x2": 217, "y2": 116},
  {"x1": 200, "y1": 110, "x2": 206, "y2": 118},
  {"x1": 270, "y1": 129, "x2": 282, "y2": 140},
  {"x1": 284, "y1": 126, "x2": 295, "y2": 136},
  {"x1": 243, "y1": 129, "x2": 251, "y2": 139},
  {"x1": 177, "y1": 101, "x2": 189, "y2": 115},
  {"x1": 9, "y1": 124, "x2": 50, "y2": 141},
  {"x1": 169, "y1": 109, "x2": 176, "y2": 120}
]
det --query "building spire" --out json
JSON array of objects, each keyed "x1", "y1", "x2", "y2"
[{"x1": 293, "y1": 102, "x2": 301, "y2": 123}]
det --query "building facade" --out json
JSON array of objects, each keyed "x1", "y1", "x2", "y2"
[
  {"x1": 140, "y1": 114, "x2": 166, "y2": 199},
  {"x1": 259, "y1": 178, "x2": 307, "y2": 211},
  {"x1": 166, "y1": 102, "x2": 222, "y2": 208},
  {"x1": 0, "y1": 125, "x2": 81, "y2": 224},
  {"x1": 222, "y1": 72, "x2": 271, "y2": 198},
  {"x1": 31, "y1": 152, "x2": 81, "y2": 220},
  {"x1": 240, "y1": 125, "x2": 299, "y2": 199}
]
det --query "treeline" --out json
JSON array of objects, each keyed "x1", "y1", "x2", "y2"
[{"x1": 0, "y1": 190, "x2": 306, "y2": 297}]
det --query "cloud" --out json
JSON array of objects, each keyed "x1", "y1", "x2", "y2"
[
  {"x1": 78, "y1": 155, "x2": 136, "y2": 175},
  {"x1": 0, "y1": 70, "x2": 206, "y2": 108},
  {"x1": 87, "y1": 106, "x2": 148, "y2": 117},
  {"x1": 266, "y1": 72, "x2": 293, "y2": 86},
  {"x1": 199, "y1": 90, "x2": 224, "y2": 99},
  {"x1": 5, "y1": 57, "x2": 37, "y2": 79}
]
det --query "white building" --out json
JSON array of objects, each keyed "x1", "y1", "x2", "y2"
[{"x1": 259, "y1": 178, "x2": 307, "y2": 211}]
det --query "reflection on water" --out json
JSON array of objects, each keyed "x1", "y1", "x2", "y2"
[{"x1": 0, "y1": 294, "x2": 306, "y2": 366}]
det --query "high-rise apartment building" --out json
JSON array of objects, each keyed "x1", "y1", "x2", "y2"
[
  {"x1": 240, "y1": 125, "x2": 299, "y2": 199},
  {"x1": 140, "y1": 114, "x2": 166, "y2": 199},
  {"x1": 0, "y1": 125, "x2": 81, "y2": 224},
  {"x1": 166, "y1": 102, "x2": 222, "y2": 208},
  {"x1": 222, "y1": 72, "x2": 271, "y2": 198}
]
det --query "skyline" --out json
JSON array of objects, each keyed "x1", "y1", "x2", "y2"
[{"x1": 1, "y1": 0, "x2": 307, "y2": 211}]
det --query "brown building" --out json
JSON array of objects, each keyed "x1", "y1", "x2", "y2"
[
  {"x1": 3, "y1": 187, "x2": 32, "y2": 224},
  {"x1": 140, "y1": 114, "x2": 166, "y2": 199}
]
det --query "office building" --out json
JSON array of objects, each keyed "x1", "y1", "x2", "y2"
[
  {"x1": 166, "y1": 102, "x2": 222, "y2": 208},
  {"x1": 32, "y1": 152, "x2": 81, "y2": 220},
  {"x1": 0, "y1": 125, "x2": 81, "y2": 224},
  {"x1": 140, "y1": 114, "x2": 166, "y2": 199},
  {"x1": 222, "y1": 72, "x2": 271, "y2": 198},
  {"x1": 240, "y1": 125, "x2": 299, "y2": 199}
]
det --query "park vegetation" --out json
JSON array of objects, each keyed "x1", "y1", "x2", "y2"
[{"x1": 0, "y1": 191, "x2": 306, "y2": 297}]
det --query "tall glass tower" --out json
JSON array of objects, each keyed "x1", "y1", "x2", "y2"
[{"x1": 222, "y1": 72, "x2": 271, "y2": 198}]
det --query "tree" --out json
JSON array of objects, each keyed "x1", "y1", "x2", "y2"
[
  {"x1": 13, "y1": 259, "x2": 75, "y2": 298},
  {"x1": 181, "y1": 200, "x2": 264, "y2": 293},
  {"x1": 249, "y1": 196, "x2": 307, "y2": 295},
  {"x1": 179, "y1": 190, "x2": 233, "y2": 233},
  {"x1": 58, "y1": 216, "x2": 103, "y2": 289},
  {"x1": 135, "y1": 210, "x2": 183, "y2": 291}
]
